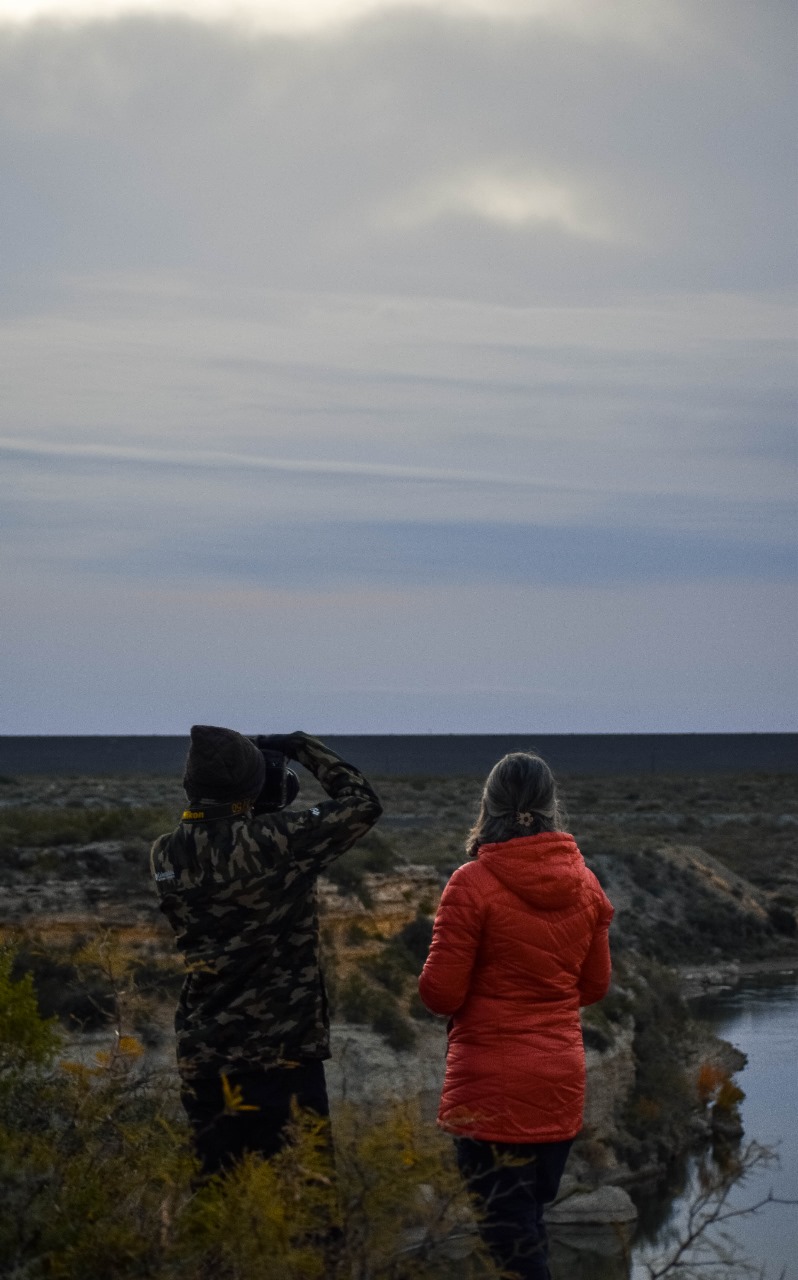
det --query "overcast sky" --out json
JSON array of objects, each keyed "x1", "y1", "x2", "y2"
[{"x1": 1, "y1": 0, "x2": 795, "y2": 736}]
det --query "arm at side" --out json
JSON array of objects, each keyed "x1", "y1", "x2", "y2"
[{"x1": 418, "y1": 866, "x2": 483, "y2": 1017}]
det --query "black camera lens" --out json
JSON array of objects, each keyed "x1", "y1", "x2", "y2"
[{"x1": 253, "y1": 749, "x2": 300, "y2": 815}]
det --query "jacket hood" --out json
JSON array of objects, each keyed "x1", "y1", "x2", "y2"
[{"x1": 478, "y1": 831, "x2": 586, "y2": 911}]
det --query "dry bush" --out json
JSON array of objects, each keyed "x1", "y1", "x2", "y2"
[{"x1": 0, "y1": 946, "x2": 488, "y2": 1279}]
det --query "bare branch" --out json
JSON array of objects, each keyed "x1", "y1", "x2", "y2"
[{"x1": 643, "y1": 1141, "x2": 797, "y2": 1280}]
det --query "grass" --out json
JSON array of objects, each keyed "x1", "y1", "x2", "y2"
[{"x1": 0, "y1": 804, "x2": 175, "y2": 852}]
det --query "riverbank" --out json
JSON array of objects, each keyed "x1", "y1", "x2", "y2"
[
  {"x1": 631, "y1": 971, "x2": 798, "y2": 1280},
  {"x1": 678, "y1": 954, "x2": 798, "y2": 997}
]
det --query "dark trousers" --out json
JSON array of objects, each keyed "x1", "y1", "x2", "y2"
[
  {"x1": 455, "y1": 1136, "x2": 573, "y2": 1280},
  {"x1": 181, "y1": 1061, "x2": 331, "y2": 1180}
]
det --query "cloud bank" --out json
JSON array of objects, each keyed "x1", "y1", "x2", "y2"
[{"x1": 0, "y1": 0, "x2": 795, "y2": 732}]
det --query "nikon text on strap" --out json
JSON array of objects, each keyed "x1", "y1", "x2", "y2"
[{"x1": 181, "y1": 799, "x2": 252, "y2": 823}]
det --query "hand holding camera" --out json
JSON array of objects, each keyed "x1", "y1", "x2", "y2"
[{"x1": 250, "y1": 734, "x2": 301, "y2": 814}]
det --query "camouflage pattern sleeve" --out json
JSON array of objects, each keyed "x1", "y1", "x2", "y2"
[
  {"x1": 150, "y1": 733, "x2": 383, "y2": 1079},
  {"x1": 268, "y1": 732, "x2": 382, "y2": 874}
]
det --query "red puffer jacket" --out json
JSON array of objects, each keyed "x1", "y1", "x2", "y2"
[{"x1": 418, "y1": 832, "x2": 613, "y2": 1143}]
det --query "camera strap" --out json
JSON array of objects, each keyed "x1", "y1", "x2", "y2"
[{"x1": 181, "y1": 799, "x2": 252, "y2": 823}]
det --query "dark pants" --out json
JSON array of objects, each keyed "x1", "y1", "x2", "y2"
[
  {"x1": 455, "y1": 1136, "x2": 573, "y2": 1280},
  {"x1": 181, "y1": 1061, "x2": 331, "y2": 1180}
]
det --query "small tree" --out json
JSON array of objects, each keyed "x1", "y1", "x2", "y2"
[{"x1": 0, "y1": 947, "x2": 60, "y2": 1076}]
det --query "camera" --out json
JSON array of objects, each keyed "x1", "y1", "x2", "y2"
[{"x1": 253, "y1": 747, "x2": 300, "y2": 815}]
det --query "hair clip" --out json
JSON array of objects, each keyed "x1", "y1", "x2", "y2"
[{"x1": 516, "y1": 811, "x2": 535, "y2": 827}]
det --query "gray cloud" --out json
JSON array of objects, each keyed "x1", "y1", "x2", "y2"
[
  {"x1": 72, "y1": 518, "x2": 796, "y2": 590},
  {"x1": 0, "y1": 433, "x2": 547, "y2": 488},
  {"x1": 2, "y1": 439, "x2": 792, "y2": 590},
  {"x1": 0, "y1": 1, "x2": 795, "y2": 732},
  {"x1": 1, "y1": 3, "x2": 795, "y2": 302}
]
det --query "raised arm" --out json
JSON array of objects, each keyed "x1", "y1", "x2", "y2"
[{"x1": 258, "y1": 732, "x2": 382, "y2": 874}]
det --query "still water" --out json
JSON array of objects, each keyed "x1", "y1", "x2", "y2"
[
  {"x1": 552, "y1": 972, "x2": 798, "y2": 1280},
  {"x1": 632, "y1": 972, "x2": 798, "y2": 1280}
]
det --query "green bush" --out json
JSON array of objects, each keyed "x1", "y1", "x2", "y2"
[
  {"x1": 336, "y1": 972, "x2": 373, "y2": 1023},
  {"x1": 344, "y1": 921, "x2": 372, "y2": 946},
  {"x1": 618, "y1": 959, "x2": 695, "y2": 1165},
  {"x1": 0, "y1": 949, "x2": 60, "y2": 1075},
  {"x1": 337, "y1": 973, "x2": 417, "y2": 1051},
  {"x1": 394, "y1": 913, "x2": 434, "y2": 966},
  {"x1": 10, "y1": 942, "x2": 116, "y2": 1030},
  {"x1": 324, "y1": 831, "x2": 400, "y2": 904},
  {"x1": 363, "y1": 948, "x2": 412, "y2": 995},
  {"x1": 358, "y1": 913, "x2": 433, "y2": 999},
  {"x1": 0, "y1": 804, "x2": 174, "y2": 852},
  {"x1": 370, "y1": 993, "x2": 418, "y2": 1051},
  {"x1": 0, "y1": 949, "x2": 482, "y2": 1280}
]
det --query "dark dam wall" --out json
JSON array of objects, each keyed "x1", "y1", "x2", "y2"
[{"x1": 0, "y1": 734, "x2": 795, "y2": 777}]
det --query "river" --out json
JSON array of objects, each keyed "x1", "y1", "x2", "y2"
[
  {"x1": 630, "y1": 971, "x2": 798, "y2": 1280},
  {"x1": 549, "y1": 970, "x2": 798, "y2": 1280}
]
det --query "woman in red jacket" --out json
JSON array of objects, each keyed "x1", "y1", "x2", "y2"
[{"x1": 418, "y1": 751, "x2": 613, "y2": 1280}]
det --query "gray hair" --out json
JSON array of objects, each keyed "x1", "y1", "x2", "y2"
[{"x1": 466, "y1": 751, "x2": 563, "y2": 859}]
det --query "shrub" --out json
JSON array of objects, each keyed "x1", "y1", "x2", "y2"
[
  {"x1": 337, "y1": 973, "x2": 417, "y2": 1051},
  {"x1": 131, "y1": 956, "x2": 184, "y2": 1000},
  {"x1": 324, "y1": 831, "x2": 400, "y2": 904},
  {"x1": 714, "y1": 1078, "x2": 745, "y2": 1114},
  {"x1": 10, "y1": 941, "x2": 116, "y2": 1030},
  {"x1": 582, "y1": 1022, "x2": 613, "y2": 1053},
  {"x1": 363, "y1": 948, "x2": 413, "y2": 995},
  {"x1": 0, "y1": 949, "x2": 60, "y2": 1075},
  {"x1": 0, "y1": 955, "x2": 481, "y2": 1279},
  {"x1": 344, "y1": 922, "x2": 372, "y2": 947},
  {"x1": 618, "y1": 959, "x2": 695, "y2": 1162},
  {"x1": 408, "y1": 991, "x2": 438, "y2": 1022},
  {"x1": 696, "y1": 1061, "x2": 727, "y2": 1106},
  {"x1": 394, "y1": 913, "x2": 434, "y2": 966},
  {"x1": 336, "y1": 971, "x2": 372, "y2": 1023},
  {"x1": 0, "y1": 804, "x2": 174, "y2": 852},
  {"x1": 370, "y1": 992, "x2": 417, "y2": 1051},
  {"x1": 597, "y1": 985, "x2": 633, "y2": 1024}
]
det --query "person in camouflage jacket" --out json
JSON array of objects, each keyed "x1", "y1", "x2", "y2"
[{"x1": 151, "y1": 725, "x2": 382, "y2": 1176}]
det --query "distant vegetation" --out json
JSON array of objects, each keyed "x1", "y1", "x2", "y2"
[{"x1": 0, "y1": 804, "x2": 174, "y2": 853}]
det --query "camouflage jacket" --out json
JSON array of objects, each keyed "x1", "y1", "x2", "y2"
[{"x1": 150, "y1": 733, "x2": 382, "y2": 1080}]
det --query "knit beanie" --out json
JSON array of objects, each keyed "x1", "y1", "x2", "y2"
[{"x1": 183, "y1": 725, "x2": 266, "y2": 802}]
